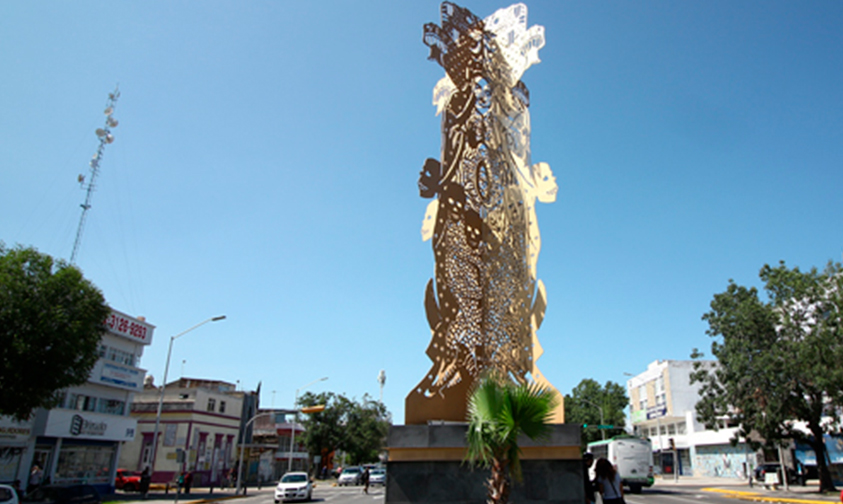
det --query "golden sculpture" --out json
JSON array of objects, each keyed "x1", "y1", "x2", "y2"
[{"x1": 406, "y1": 2, "x2": 564, "y2": 425}]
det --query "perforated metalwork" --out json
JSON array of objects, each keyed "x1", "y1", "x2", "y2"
[{"x1": 406, "y1": 2, "x2": 563, "y2": 425}]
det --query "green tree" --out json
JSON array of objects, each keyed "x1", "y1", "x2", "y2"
[
  {"x1": 0, "y1": 244, "x2": 110, "y2": 420},
  {"x1": 564, "y1": 379, "x2": 628, "y2": 448},
  {"x1": 692, "y1": 261, "x2": 843, "y2": 492},
  {"x1": 465, "y1": 375, "x2": 559, "y2": 504},
  {"x1": 297, "y1": 392, "x2": 390, "y2": 466},
  {"x1": 343, "y1": 394, "x2": 390, "y2": 465},
  {"x1": 297, "y1": 391, "x2": 352, "y2": 464}
]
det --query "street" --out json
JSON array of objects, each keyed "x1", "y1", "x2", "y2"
[{"x1": 233, "y1": 485, "x2": 385, "y2": 504}]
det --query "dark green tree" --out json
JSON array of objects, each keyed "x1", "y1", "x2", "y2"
[
  {"x1": 0, "y1": 244, "x2": 110, "y2": 420},
  {"x1": 465, "y1": 375, "x2": 559, "y2": 504},
  {"x1": 297, "y1": 392, "x2": 390, "y2": 466},
  {"x1": 342, "y1": 394, "x2": 390, "y2": 465},
  {"x1": 297, "y1": 391, "x2": 352, "y2": 464},
  {"x1": 564, "y1": 379, "x2": 628, "y2": 448},
  {"x1": 692, "y1": 261, "x2": 843, "y2": 492}
]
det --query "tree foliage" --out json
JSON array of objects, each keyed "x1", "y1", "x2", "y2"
[
  {"x1": 0, "y1": 244, "x2": 110, "y2": 420},
  {"x1": 692, "y1": 261, "x2": 843, "y2": 492},
  {"x1": 297, "y1": 391, "x2": 391, "y2": 466},
  {"x1": 564, "y1": 379, "x2": 628, "y2": 448},
  {"x1": 465, "y1": 375, "x2": 559, "y2": 504}
]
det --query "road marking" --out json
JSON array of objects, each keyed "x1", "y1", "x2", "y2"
[{"x1": 701, "y1": 488, "x2": 837, "y2": 504}]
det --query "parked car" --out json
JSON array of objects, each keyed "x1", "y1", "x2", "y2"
[
  {"x1": 0, "y1": 484, "x2": 19, "y2": 504},
  {"x1": 21, "y1": 485, "x2": 100, "y2": 504},
  {"x1": 337, "y1": 467, "x2": 362, "y2": 486},
  {"x1": 754, "y1": 463, "x2": 802, "y2": 485},
  {"x1": 369, "y1": 469, "x2": 386, "y2": 487},
  {"x1": 114, "y1": 468, "x2": 142, "y2": 491},
  {"x1": 275, "y1": 472, "x2": 312, "y2": 503}
]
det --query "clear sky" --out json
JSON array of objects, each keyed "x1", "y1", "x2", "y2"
[{"x1": 2, "y1": 1, "x2": 842, "y2": 424}]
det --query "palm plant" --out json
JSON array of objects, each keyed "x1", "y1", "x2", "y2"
[{"x1": 466, "y1": 375, "x2": 560, "y2": 504}]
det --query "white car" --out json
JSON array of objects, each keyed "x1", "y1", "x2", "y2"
[
  {"x1": 369, "y1": 468, "x2": 386, "y2": 486},
  {"x1": 0, "y1": 485, "x2": 19, "y2": 504},
  {"x1": 337, "y1": 466, "x2": 362, "y2": 486},
  {"x1": 275, "y1": 472, "x2": 312, "y2": 503}
]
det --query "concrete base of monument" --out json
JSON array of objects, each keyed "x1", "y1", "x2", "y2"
[{"x1": 386, "y1": 423, "x2": 584, "y2": 504}]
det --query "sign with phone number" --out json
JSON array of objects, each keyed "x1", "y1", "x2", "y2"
[{"x1": 105, "y1": 310, "x2": 154, "y2": 345}]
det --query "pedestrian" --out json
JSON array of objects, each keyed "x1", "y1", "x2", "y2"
[
  {"x1": 177, "y1": 472, "x2": 185, "y2": 494},
  {"x1": 361, "y1": 467, "x2": 370, "y2": 495},
  {"x1": 140, "y1": 467, "x2": 151, "y2": 500},
  {"x1": 595, "y1": 458, "x2": 625, "y2": 504},
  {"x1": 27, "y1": 465, "x2": 43, "y2": 494},
  {"x1": 184, "y1": 471, "x2": 193, "y2": 494},
  {"x1": 582, "y1": 453, "x2": 596, "y2": 504}
]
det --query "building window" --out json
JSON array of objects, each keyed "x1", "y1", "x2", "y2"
[
  {"x1": 660, "y1": 424, "x2": 667, "y2": 435},
  {"x1": 98, "y1": 399, "x2": 125, "y2": 416},
  {"x1": 638, "y1": 385, "x2": 646, "y2": 410},
  {"x1": 219, "y1": 401, "x2": 226, "y2": 413},
  {"x1": 667, "y1": 423, "x2": 676, "y2": 435},
  {"x1": 69, "y1": 394, "x2": 97, "y2": 412},
  {"x1": 99, "y1": 345, "x2": 136, "y2": 366},
  {"x1": 677, "y1": 421, "x2": 686, "y2": 434},
  {"x1": 650, "y1": 427, "x2": 659, "y2": 437},
  {"x1": 207, "y1": 398, "x2": 216, "y2": 412}
]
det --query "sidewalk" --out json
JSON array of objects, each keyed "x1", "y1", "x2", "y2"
[
  {"x1": 654, "y1": 476, "x2": 842, "y2": 504},
  {"x1": 103, "y1": 487, "x2": 275, "y2": 504}
]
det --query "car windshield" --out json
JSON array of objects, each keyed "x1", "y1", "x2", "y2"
[
  {"x1": 281, "y1": 474, "x2": 307, "y2": 483},
  {"x1": 342, "y1": 468, "x2": 360, "y2": 474}
]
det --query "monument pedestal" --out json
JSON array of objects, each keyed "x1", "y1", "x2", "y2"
[{"x1": 386, "y1": 424, "x2": 584, "y2": 504}]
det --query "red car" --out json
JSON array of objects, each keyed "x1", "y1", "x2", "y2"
[{"x1": 114, "y1": 469, "x2": 141, "y2": 492}]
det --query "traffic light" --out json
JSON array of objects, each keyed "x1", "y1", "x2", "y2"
[{"x1": 301, "y1": 404, "x2": 326, "y2": 414}]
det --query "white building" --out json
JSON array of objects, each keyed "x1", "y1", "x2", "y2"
[
  {"x1": 0, "y1": 310, "x2": 153, "y2": 493},
  {"x1": 627, "y1": 360, "x2": 755, "y2": 479}
]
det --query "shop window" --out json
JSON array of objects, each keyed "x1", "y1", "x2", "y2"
[
  {"x1": 54, "y1": 445, "x2": 115, "y2": 485},
  {"x1": 70, "y1": 394, "x2": 97, "y2": 412},
  {"x1": 219, "y1": 401, "x2": 226, "y2": 413},
  {"x1": 207, "y1": 398, "x2": 216, "y2": 412}
]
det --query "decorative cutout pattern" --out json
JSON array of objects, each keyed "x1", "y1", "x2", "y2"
[{"x1": 406, "y1": 2, "x2": 563, "y2": 425}]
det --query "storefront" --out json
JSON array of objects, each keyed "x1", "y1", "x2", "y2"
[{"x1": 0, "y1": 417, "x2": 33, "y2": 484}]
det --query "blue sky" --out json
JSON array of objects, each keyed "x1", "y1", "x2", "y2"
[{"x1": 2, "y1": 1, "x2": 842, "y2": 423}]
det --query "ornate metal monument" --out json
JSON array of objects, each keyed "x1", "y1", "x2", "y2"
[{"x1": 406, "y1": 1, "x2": 564, "y2": 425}]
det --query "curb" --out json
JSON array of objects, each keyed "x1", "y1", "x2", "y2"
[{"x1": 702, "y1": 488, "x2": 839, "y2": 504}]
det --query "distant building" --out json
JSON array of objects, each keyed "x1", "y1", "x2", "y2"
[
  {"x1": 250, "y1": 409, "x2": 307, "y2": 483},
  {"x1": 627, "y1": 359, "x2": 755, "y2": 479},
  {"x1": 120, "y1": 378, "x2": 249, "y2": 486},
  {"x1": 0, "y1": 309, "x2": 153, "y2": 493}
]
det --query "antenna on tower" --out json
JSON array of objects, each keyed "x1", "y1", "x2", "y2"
[
  {"x1": 70, "y1": 85, "x2": 120, "y2": 264},
  {"x1": 377, "y1": 370, "x2": 386, "y2": 403}
]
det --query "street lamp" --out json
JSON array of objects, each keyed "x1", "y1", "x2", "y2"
[
  {"x1": 580, "y1": 398, "x2": 606, "y2": 440},
  {"x1": 149, "y1": 316, "x2": 226, "y2": 473},
  {"x1": 236, "y1": 410, "x2": 284, "y2": 495},
  {"x1": 288, "y1": 377, "x2": 328, "y2": 473}
]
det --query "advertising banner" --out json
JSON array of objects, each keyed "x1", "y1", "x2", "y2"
[
  {"x1": 105, "y1": 309, "x2": 154, "y2": 346},
  {"x1": 43, "y1": 409, "x2": 137, "y2": 442}
]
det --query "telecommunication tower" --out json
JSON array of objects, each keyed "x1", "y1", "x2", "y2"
[{"x1": 70, "y1": 86, "x2": 120, "y2": 264}]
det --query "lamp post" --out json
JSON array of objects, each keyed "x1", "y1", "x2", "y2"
[
  {"x1": 287, "y1": 377, "x2": 328, "y2": 473},
  {"x1": 149, "y1": 316, "x2": 226, "y2": 475},
  {"x1": 580, "y1": 398, "x2": 606, "y2": 440},
  {"x1": 236, "y1": 411, "x2": 282, "y2": 495}
]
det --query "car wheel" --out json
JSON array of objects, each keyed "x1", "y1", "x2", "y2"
[
  {"x1": 629, "y1": 484, "x2": 642, "y2": 494},
  {"x1": 275, "y1": 500, "x2": 279, "y2": 503}
]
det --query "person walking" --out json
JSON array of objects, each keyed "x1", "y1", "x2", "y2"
[
  {"x1": 140, "y1": 467, "x2": 151, "y2": 500},
  {"x1": 595, "y1": 458, "x2": 625, "y2": 504},
  {"x1": 582, "y1": 453, "x2": 596, "y2": 504},
  {"x1": 184, "y1": 471, "x2": 193, "y2": 494},
  {"x1": 361, "y1": 467, "x2": 370, "y2": 495},
  {"x1": 27, "y1": 465, "x2": 43, "y2": 494}
]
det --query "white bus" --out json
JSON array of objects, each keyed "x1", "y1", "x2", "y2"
[{"x1": 587, "y1": 436, "x2": 654, "y2": 493}]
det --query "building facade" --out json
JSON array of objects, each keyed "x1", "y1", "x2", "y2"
[
  {"x1": 0, "y1": 310, "x2": 153, "y2": 493},
  {"x1": 627, "y1": 359, "x2": 755, "y2": 479},
  {"x1": 121, "y1": 378, "x2": 244, "y2": 486},
  {"x1": 249, "y1": 409, "x2": 307, "y2": 483}
]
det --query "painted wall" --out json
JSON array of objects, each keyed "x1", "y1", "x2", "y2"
[{"x1": 694, "y1": 444, "x2": 753, "y2": 479}]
